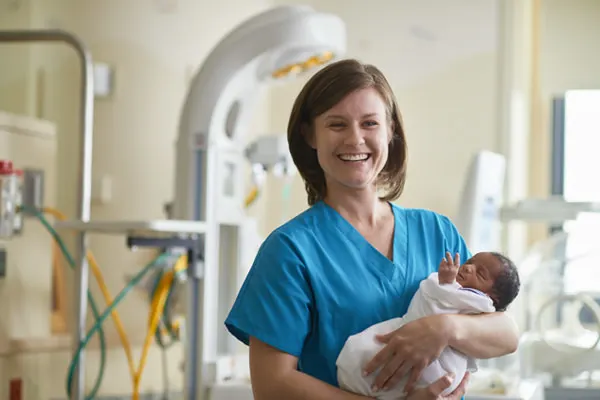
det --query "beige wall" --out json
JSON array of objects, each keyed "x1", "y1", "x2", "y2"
[{"x1": 0, "y1": 1, "x2": 34, "y2": 115}]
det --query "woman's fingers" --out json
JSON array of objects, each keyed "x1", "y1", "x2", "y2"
[
  {"x1": 427, "y1": 374, "x2": 454, "y2": 397},
  {"x1": 449, "y1": 371, "x2": 470, "y2": 396},
  {"x1": 373, "y1": 357, "x2": 405, "y2": 391},
  {"x1": 403, "y1": 364, "x2": 425, "y2": 394},
  {"x1": 363, "y1": 344, "x2": 392, "y2": 376}
]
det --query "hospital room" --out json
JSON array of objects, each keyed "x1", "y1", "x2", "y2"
[{"x1": 1, "y1": 0, "x2": 600, "y2": 399}]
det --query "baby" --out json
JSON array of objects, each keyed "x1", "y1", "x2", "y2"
[{"x1": 336, "y1": 251, "x2": 521, "y2": 400}]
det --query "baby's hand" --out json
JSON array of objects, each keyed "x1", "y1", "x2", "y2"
[{"x1": 438, "y1": 252, "x2": 460, "y2": 284}]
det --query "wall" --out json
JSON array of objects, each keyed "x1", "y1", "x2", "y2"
[
  {"x1": 0, "y1": 0, "x2": 35, "y2": 115},
  {"x1": 1, "y1": 0, "x2": 272, "y2": 396},
  {"x1": 267, "y1": 0, "x2": 501, "y2": 227}
]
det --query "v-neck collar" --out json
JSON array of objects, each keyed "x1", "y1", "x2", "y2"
[{"x1": 317, "y1": 201, "x2": 407, "y2": 283}]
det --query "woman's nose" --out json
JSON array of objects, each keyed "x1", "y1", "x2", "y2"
[{"x1": 344, "y1": 124, "x2": 365, "y2": 145}]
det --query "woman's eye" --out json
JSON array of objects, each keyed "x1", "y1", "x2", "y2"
[{"x1": 364, "y1": 121, "x2": 378, "y2": 127}]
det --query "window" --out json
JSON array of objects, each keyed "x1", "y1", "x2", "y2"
[
  {"x1": 551, "y1": 90, "x2": 600, "y2": 329},
  {"x1": 558, "y1": 90, "x2": 600, "y2": 294}
]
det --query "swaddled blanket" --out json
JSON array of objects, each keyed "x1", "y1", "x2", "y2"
[{"x1": 336, "y1": 272, "x2": 496, "y2": 399}]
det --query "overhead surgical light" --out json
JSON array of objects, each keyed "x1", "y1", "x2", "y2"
[
  {"x1": 271, "y1": 50, "x2": 335, "y2": 79},
  {"x1": 169, "y1": 6, "x2": 346, "y2": 399}
]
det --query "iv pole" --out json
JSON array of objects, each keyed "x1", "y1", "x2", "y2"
[{"x1": 0, "y1": 29, "x2": 95, "y2": 400}]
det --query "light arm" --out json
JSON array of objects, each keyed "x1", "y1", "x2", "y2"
[
  {"x1": 443, "y1": 312, "x2": 519, "y2": 359},
  {"x1": 249, "y1": 338, "x2": 373, "y2": 400}
]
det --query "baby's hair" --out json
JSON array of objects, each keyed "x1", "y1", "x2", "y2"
[{"x1": 489, "y1": 252, "x2": 520, "y2": 312}]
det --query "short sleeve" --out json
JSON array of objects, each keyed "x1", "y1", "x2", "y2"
[
  {"x1": 439, "y1": 215, "x2": 472, "y2": 263},
  {"x1": 224, "y1": 231, "x2": 312, "y2": 357}
]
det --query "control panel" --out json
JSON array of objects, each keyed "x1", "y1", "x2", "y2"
[{"x1": 0, "y1": 159, "x2": 45, "y2": 239}]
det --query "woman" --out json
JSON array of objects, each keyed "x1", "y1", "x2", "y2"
[{"x1": 225, "y1": 59, "x2": 519, "y2": 399}]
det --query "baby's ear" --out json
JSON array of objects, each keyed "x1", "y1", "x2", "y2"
[{"x1": 491, "y1": 293, "x2": 502, "y2": 311}]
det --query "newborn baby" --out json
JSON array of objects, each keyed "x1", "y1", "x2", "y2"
[{"x1": 336, "y1": 251, "x2": 520, "y2": 399}]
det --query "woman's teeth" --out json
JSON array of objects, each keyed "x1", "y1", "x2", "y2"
[{"x1": 338, "y1": 153, "x2": 370, "y2": 162}]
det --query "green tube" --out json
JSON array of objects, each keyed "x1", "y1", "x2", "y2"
[
  {"x1": 27, "y1": 205, "x2": 176, "y2": 398},
  {"x1": 65, "y1": 252, "x2": 169, "y2": 396},
  {"x1": 25, "y1": 207, "x2": 107, "y2": 399}
]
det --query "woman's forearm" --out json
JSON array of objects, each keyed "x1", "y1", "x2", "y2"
[
  {"x1": 260, "y1": 369, "x2": 373, "y2": 400},
  {"x1": 249, "y1": 337, "x2": 372, "y2": 400},
  {"x1": 444, "y1": 312, "x2": 519, "y2": 359}
]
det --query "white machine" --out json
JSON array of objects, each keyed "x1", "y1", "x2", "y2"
[{"x1": 170, "y1": 5, "x2": 345, "y2": 399}]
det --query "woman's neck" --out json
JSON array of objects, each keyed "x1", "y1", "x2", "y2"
[{"x1": 324, "y1": 186, "x2": 387, "y2": 228}]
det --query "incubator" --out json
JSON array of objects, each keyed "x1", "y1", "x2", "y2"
[{"x1": 457, "y1": 151, "x2": 600, "y2": 400}]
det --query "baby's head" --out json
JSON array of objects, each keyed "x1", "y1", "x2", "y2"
[{"x1": 456, "y1": 252, "x2": 520, "y2": 311}]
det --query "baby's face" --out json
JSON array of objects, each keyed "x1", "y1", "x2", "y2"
[{"x1": 456, "y1": 252, "x2": 504, "y2": 300}]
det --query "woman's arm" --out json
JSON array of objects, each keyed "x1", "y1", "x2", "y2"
[
  {"x1": 444, "y1": 311, "x2": 519, "y2": 359},
  {"x1": 249, "y1": 337, "x2": 373, "y2": 400}
]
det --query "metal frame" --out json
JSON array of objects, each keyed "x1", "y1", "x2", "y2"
[
  {"x1": 549, "y1": 96, "x2": 568, "y2": 334},
  {"x1": 0, "y1": 29, "x2": 95, "y2": 400}
]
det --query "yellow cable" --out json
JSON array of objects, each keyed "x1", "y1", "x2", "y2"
[
  {"x1": 244, "y1": 186, "x2": 259, "y2": 207},
  {"x1": 133, "y1": 254, "x2": 187, "y2": 400},
  {"x1": 45, "y1": 206, "x2": 187, "y2": 399},
  {"x1": 44, "y1": 207, "x2": 137, "y2": 389}
]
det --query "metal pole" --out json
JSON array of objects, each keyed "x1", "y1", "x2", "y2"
[{"x1": 0, "y1": 29, "x2": 94, "y2": 400}]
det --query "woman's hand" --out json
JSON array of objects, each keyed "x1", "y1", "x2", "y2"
[
  {"x1": 406, "y1": 372, "x2": 470, "y2": 400},
  {"x1": 362, "y1": 315, "x2": 452, "y2": 393}
]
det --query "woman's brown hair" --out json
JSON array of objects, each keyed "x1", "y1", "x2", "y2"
[{"x1": 287, "y1": 58, "x2": 408, "y2": 206}]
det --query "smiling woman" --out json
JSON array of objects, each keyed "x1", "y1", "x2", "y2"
[
  {"x1": 224, "y1": 59, "x2": 519, "y2": 400},
  {"x1": 287, "y1": 59, "x2": 407, "y2": 207},
  {"x1": 310, "y1": 88, "x2": 391, "y2": 194}
]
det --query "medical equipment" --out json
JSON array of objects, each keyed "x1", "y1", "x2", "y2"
[
  {"x1": 457, "y1": 150, "x2": 600, "y2": 399},
  {"x1": 168, "y1": 5, "x2": 345, "y2": 399},
  {"x1": 516, "y1": 227, "x2": 600, "y2": 388},
  {"x1": 5, "y1": 5, "x2": 347, "y2": 400},
  {"x1": 0, "y1": 28, "x2": 95, "y2": 400},
  {"x1": 0, "y1": 149, "x2": 185, "y2": 400},
  {"x1": 457, "y1": 151, "x2": 600, "y2": 253}
]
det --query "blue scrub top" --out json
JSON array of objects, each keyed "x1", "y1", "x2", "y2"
[{"x1": 225, "y1": 200, "x2": 471, "y2": 388}]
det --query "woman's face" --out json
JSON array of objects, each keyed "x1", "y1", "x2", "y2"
[{"x1": 310, "y1": 87, "x2": 391, "y2": 196}]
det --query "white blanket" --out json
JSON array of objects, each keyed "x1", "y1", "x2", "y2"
[{"x1": 336, "y1": 272, "x2": 496, "y2": 399}]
